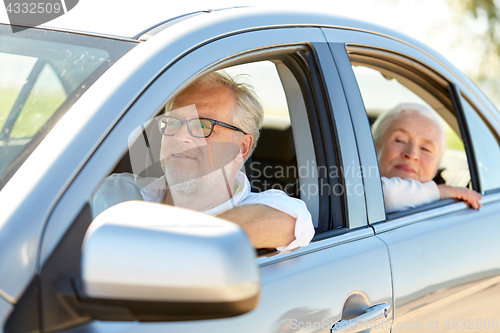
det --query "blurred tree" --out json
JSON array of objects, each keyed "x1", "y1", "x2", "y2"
[
  {"x1": 457, "y1": 0, "x2": 497, "y2": 40},
  {"x1": 448, "y1": 0, "x2": 500, "y2": 104}
]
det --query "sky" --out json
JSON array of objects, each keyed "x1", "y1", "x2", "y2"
[
  {"x1": 0, "y1": 0, "x2": 496, "y2": 104},
  {"x1": 0, "y1": 0, "x2": 483, "y2": 70}
]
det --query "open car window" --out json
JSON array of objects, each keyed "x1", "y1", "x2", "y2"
[
  {"x1": 91, "y1": 58, "x2": 324, "y2": 251},
  {"x1": 352, "y1": 65, "x2": 469, "y2": 188},
  {"x1": 348, "y1": 51, "x2": 473, "y2": 218}
]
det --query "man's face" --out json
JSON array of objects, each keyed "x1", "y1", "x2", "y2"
[
  {"x1": 377, "y1": 112, "x2": 442, "y2": 183},
  {"x1": 160, "y1": 83, "x2": 248, "y2": 193}
]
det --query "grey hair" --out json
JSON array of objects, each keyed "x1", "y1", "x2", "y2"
[
  {"x1": 371, "y1": 103, "x2": 447, "y2": 165},
  {"x1": 176, "y1": 71, "x2": 264, "y2": 157}
]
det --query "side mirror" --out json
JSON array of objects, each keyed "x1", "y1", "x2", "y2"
[{"x1": 79, "y1": 201, "x2": 260, "y2": 321}]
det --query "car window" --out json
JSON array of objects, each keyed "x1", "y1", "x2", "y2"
[
  {"x1": 352, "y1": 65, "x2": 470, "y2": 188},
  {"x1": 7, "y1": 62, "x2": 67, "y2": 139},
  {"x1": 0, "y1": 25, "x2": 136, "y2": 189},
  {"x1": 459, "y1": 94, "x2": 500, "y2": 192},
  {"x1": 92, "y1": 58, "x2": 325, "y2": 245},
  {"x1": 114, "y1": 61, "x2": 301, "y2": 194},
  {"x1": 345, "y1": 49, "x2": 479, "y2": 219}
]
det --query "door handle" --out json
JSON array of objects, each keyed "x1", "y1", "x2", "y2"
[{"x1": 331, "y1": 303, "x2": 391, "y2": 333}]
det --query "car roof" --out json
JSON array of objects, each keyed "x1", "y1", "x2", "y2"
[
  {"x1": 0, "y1": 4, "x2": 421, "y2": 43},
  {"x1": 1, "y1": 4, "x2": 474, "y2": 102},
  {"x1": 0, "y1": 2, "x2": 215, "y2": 38}
]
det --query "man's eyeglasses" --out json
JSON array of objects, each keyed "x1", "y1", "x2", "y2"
[{"x1": 158, "y1": 116, "x2": 247, "y2": 138}]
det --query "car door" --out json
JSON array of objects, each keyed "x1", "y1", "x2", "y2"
[
  {"x1": 324, "y1": 27, "x2": 500, "y2": 332},
  {"x1": 4, "y1": 19, "x2": 392, "y2": 333}
]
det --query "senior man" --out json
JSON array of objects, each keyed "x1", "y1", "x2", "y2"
[{"x1": 92, "y1": 71, "x2": 314, "y2": 251}]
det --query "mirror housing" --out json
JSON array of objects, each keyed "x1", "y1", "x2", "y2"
[{"x1": 79, "y1": 201, "x2": 260, "y2": 321}]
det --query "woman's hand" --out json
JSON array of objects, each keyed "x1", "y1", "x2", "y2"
[{"x1": 437, "y1": 184, "x2": 483, "y2": 209}]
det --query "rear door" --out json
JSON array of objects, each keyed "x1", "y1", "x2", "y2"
[{"x1": 324, "y1": 27, "x2": 500, "y2": 332}]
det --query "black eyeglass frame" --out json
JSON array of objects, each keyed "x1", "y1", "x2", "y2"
[{"x1": 158, "y1": 116, "x2": 248, "y2": 138}]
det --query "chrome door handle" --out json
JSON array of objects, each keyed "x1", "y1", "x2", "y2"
[{"x1": 331, "y1": 303, "x2": 391, "y2": 333}]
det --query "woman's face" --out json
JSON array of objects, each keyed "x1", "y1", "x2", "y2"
[{"x1": 377, "y1": 112, "x2": 442, "y2": 183}]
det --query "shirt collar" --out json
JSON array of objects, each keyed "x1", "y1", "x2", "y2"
[
  {"x1": 140, "y1": 176, "x2": 168, "y2": 203},
  {"x1": 139, "y1": 171, "x2": 250, "y2": 214}
]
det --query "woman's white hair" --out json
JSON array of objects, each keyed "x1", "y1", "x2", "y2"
[
  {"x1": 191, "y1": 71, "x2": 264, "y2": 156},
  {"x1": 371, "y1": 103, "x2": 447, "y2": 164}
]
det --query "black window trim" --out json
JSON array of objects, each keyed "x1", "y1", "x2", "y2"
[{"x1": 450, "y1": 84, "x2": 481, "y2": 193}]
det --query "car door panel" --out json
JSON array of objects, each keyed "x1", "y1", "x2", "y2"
[
  {"x1": 166, "y1": 234, "x2": 390, "y2": 333},
  {"x1": 375, "y1": 201, "x2": 500, "y2": 332},
  {"x1": 64, "y1": 231, "x2": 392, "y2": 333}
]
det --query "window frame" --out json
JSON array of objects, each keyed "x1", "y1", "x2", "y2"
[
  {"x1": 334, "y1": 42, "x2": 484, "y2": 222},
  {"x1": 456, "y1": 89, "x2": 500, "y2": 194}
]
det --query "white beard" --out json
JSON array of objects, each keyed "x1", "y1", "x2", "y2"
[
  {"x1": 164, "y1": 167, "x2": 223, "y2": 195},
  {"x1": 159, "y1": 141, "x2": 239, "y2": 198}
]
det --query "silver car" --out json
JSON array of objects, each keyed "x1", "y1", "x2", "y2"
[{"x1": 1, "y1": 6, "x2": 500, "y2": 333}]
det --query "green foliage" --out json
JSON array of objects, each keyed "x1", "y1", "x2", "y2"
[
  {"x1": 0, "y1": 88, "x2": 65, "y2": 138},
  {"x1": 461, "y1": 0, "x2": 497, "y2": 35},
  {"x1": 0, "y1": 89, "x2": 18, "y2": 131},
  {"x1": 445, "y1": 124, "x2": 465, "y2": 150},
  {"x1": 448, "y1": 0, "x2": 500, "y2": 103}
]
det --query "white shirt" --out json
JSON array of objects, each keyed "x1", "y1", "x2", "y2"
[
  {"x1": 92, "y1": 172, "x2": 315, "y2": 252},
  {"x1": 382, "y1": 177, "x2": 440, "y2": 213}
]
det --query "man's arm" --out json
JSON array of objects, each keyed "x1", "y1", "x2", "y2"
[{"x1": 218, "y1": 204, "x2": 296, "y2": 249}]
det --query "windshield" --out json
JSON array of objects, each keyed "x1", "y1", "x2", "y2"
[{"x1": 0, "y1": 25, "x2": 136, "y2": 188}]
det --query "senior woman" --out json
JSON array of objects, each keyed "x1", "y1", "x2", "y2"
[{"x1": 372, "y1": 103, "x2": 482, "y2": 213}]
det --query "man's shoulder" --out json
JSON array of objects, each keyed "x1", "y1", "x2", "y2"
[
  {"x1": 104, "y1": 172, "x2": 137, "y2": 184},
  {"x1": 92, "y1": 173, "x2": 145, "y2": 218},
  {"x1": 100, "y1": 173, "x2": 160, "y2": 190}
]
